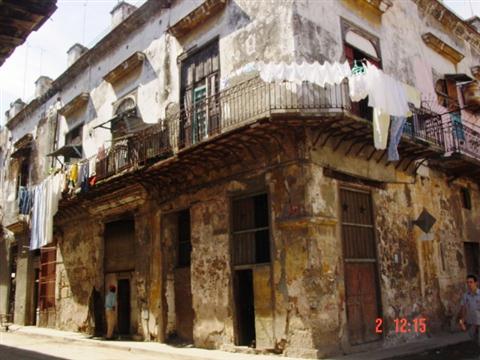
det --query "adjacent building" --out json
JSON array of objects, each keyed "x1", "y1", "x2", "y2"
[{"x1": 0, "y1": 0, "x2": 479, "y2": 358}]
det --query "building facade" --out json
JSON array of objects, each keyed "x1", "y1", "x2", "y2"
[{"x1": 0, "y1": 0, "x2": 479, "y2": 358}]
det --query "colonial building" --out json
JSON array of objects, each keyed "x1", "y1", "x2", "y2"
[{"x1": 0, "y1": 0, "x2": 479, "y2": 358}]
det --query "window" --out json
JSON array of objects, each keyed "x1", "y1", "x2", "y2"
[
  {"x1": 15, "y1": 157, "x2": 30, "y2": 199},
  {"x1": 111, "y1": 97, "x2": 144, "y2": 140},
  {"x1": 342, "y1": 24, "x2": 381, "y2": 121},
  {"x1": 435, "y1": 79, "x2": 459, "y2": 109},
  {"x1": 180, "y1": 40, "x2": 220, "y2": 146},
  {"x1": 39, "y1": 247, "x2": 56, "y2": 310},
  {"x1": 65, "y1": 125, "x2": 83, "y2": 146},
  {"x1": 232, "y1": 193, "x2": 270, "y2": 266},
  {"x1": 19, "y1": 158, "x2": 29, "y2": 187},
  {"x1": 177, "y1": 209, "x2": 191, "y2": 268},
  {"x1": 461, "y1": 187, "x2": 472, "y2": 210},
  {"x1": 464, "y1": 242, "x2": 479, "y2": 276}
]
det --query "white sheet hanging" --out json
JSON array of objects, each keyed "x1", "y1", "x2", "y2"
[
  {"x1": 30, "y1": 172, "x2": 64, "y2": 250},
  {"x1": 352, "y1": 62, "x2": 410, "y2": 117}
]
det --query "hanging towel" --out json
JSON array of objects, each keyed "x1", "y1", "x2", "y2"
[
  {"x1": 18, "y1": 186, "x2": 33, "y2": 215},
  {"x1": 451, "y1": 112, "x2": 465, "y2": 141},
  {"x1": 348, "y1": 73, "x2": 369, "y2": 102},
  {"x1": 365, "y1": 63, "x2": 410, "y2": 117},
  {"x1": 388, "y1": 116, "x2": 407, "y2": 161},
  {"x1": 69, "y1": 163, "x2": 78, "y2": 184},
  {"x1": 80, "y1": 161, "x2": 90, "y2": 193},
  {"x1": 373, "y1": 108, "x2": 391, "y2": 150}
]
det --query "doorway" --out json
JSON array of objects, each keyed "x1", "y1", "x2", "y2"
[
  {"x1": 8, "y1": 245, "x2": 18, "y2": 321},
  {"x1": 340, "y1": 188, "x2": 382, "y2": 345},
  {"x1": 464, "y1": 242, "x2": 479, "y2": 276},
  {"x1": 33, "y1": 268, "x2": 40, "y2": 325},
  {"x1": 234, "y1": 269, "x2": 256, "y2": 346},
  {"x1": 117, "y1": 279, "x2": 131, "y2": 335},
  {"x1": 104, "y1": 218, "x2": 136, "y2": 336}
]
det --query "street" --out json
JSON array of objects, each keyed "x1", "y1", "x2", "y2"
[
  {"x1": 1, "y1": 330, "x2": 480, "y2": 360},
  {"x1": 0, "y1": 332, "x2": 172, "y2": 360},
  {"x1": 390, "y1": 341, "x2": 479, "y2": 360}
]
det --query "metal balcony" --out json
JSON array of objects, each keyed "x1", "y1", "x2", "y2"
[
  {"x1": 61, "y1": 77, "x2": 453, "y2": 204},
  {"x1": 431, "y1": 119, "x2": 480, "y2": 180}
]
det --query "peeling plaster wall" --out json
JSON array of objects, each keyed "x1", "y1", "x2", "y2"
[
  {"x1": 1, "y1": 0, "x2": 480, "y2": 357},
  {"x1": 306, "y1": 127, "x2": 480, "y2": 351},
  {"x1": 54, "y1": 218, "x2": 103, "y2": 332},
  {"x1": 293, "y1": 0, "x2": 480, "y2": 84}
]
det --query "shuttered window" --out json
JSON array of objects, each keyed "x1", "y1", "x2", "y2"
[
  {"x1": 39, "y1": 247, "x2": 56, "y2": 310},
  {"x1": 180, "y1": 40, "x2": 220, "y2": 145},
  {"x1": 232, "y1": 193, "x2": 270, "y2": 266}
]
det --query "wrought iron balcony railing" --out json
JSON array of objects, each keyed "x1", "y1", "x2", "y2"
[
  {"x1": 88, "y1": 76, "x2": 479, "y2": 184},
  {"x1": 443, "y1": 119, "x2": 480, "y2": 161}
]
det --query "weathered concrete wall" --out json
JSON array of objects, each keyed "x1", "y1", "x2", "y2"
[
  {"x1": 54, "y1": 217, "x2": 103, "y2": 332},
  {"x1": 12, "y1": 233, "x2": 34, "y2": 325},
  {"x1": 293, "y1": 0, "x2": 480, "y2": 85},
  {"x1": 305, "y1": 127, "x2": 480, "y2": 351},
  {"x1": 1, "y1": 0, "x2": 479, "y2": 358},
  {"x1": 0, "y1": 231, "x2": 14, "y2": 316}
]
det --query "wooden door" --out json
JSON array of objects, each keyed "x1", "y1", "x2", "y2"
[
  {"x1": 464, "y1": 242, "x2": 480, "y2": 276},
  {"x1": 340, "y1": 188, "x2": 381, "y2": 345}
]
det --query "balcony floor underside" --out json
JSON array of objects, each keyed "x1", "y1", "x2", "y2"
[
  {"x1": 430, "y1": 153, "x2": 480, "y2": 183},
  {"x1": 57, "y1": 111, "x2": 452, "y2": 215}
]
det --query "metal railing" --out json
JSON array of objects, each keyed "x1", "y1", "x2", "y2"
[
  {"x1": 89, "y1": 77, "x2": 480, "y2": 183},
  {"x1": 176, "y1": 76, "x2": 351, "y2": 149},
  {"x1": 443, "y1": 119, "x2": 480, "y2": 160},
  {"x1": 95, "y1": 122, "x2": 171, "y2": 180},
  {"x1": 403, "y1": 110, "x2": 445, "y2": 148},
  {"x1": 95, "y1": 77, "x2": 352, "y2": 180}
]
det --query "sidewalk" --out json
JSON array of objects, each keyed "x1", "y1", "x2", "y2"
[{"x1": 2, "y1": 325, "x2": 471, "y2": 360}]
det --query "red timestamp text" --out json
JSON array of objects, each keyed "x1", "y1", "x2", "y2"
[{"x1": 375, "y1": 318, "x2": 427, "y2": 334}]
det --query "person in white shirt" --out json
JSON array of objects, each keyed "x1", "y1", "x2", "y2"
[
  {"x1": 458, "y1": 274, "x2": 480, "y2": 346},
  {"x1": 105, "y1": 285, "x2": 117, "y2": 340}
]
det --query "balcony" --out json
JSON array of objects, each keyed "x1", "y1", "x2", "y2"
[
  {"x1": 432, "y1": 119, "x2": 480, "y2": 180},
  {"x1": 60, "y1": 77, "x2": 451, "y2": 204}
]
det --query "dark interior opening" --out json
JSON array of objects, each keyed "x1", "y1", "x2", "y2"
[
  {"x1": 117, "y1": 278, "x2": 131, "y2": 335},
  {"x1": 177, "y1": 209, "x2": 191, "y2": 268},
  {"x1": 234, "y1": 269, "x2": 256, "y2": 347}
]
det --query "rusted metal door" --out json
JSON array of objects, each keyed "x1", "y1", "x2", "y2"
[{"x1": 340, "y1": 188, "x2": 381, "y2": 345}]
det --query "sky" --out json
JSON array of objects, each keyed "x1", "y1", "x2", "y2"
[
  {"x1": 0, "y1": 0, "x2": 479, "y2": 124},
  {"x1": 0, "y1": 0, "x2": 146, "y2": 124}
]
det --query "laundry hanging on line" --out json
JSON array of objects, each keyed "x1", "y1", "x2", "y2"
[
  {"x1": 30, "y1": 172, "x2": 64, "y2": 250},
  {"x1": 18, "y1": 186, "x2": 33, "y2": 215},
  {"x1": 220, "y1": 60, "x2": 352, "y2": 90}
]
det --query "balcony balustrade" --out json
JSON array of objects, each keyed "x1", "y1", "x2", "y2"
[{"x1": 74, "y1": 77, "x2": 480, "y2": 186}]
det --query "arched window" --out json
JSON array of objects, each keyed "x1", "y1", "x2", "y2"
[
  {"x1": 111, "y1": 96, "x2": 144, "y2": 139},
  {"x1": 115, "y1": 97, "x2": 136, "y2": 115}
]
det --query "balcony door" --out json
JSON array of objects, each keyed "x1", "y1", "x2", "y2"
[
  {"x1": 180, "y1": 40, "x2": 219, "y2": 147},
  {"x1": 193, "y1": 85, "x2": 207, "y2": 144}
]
